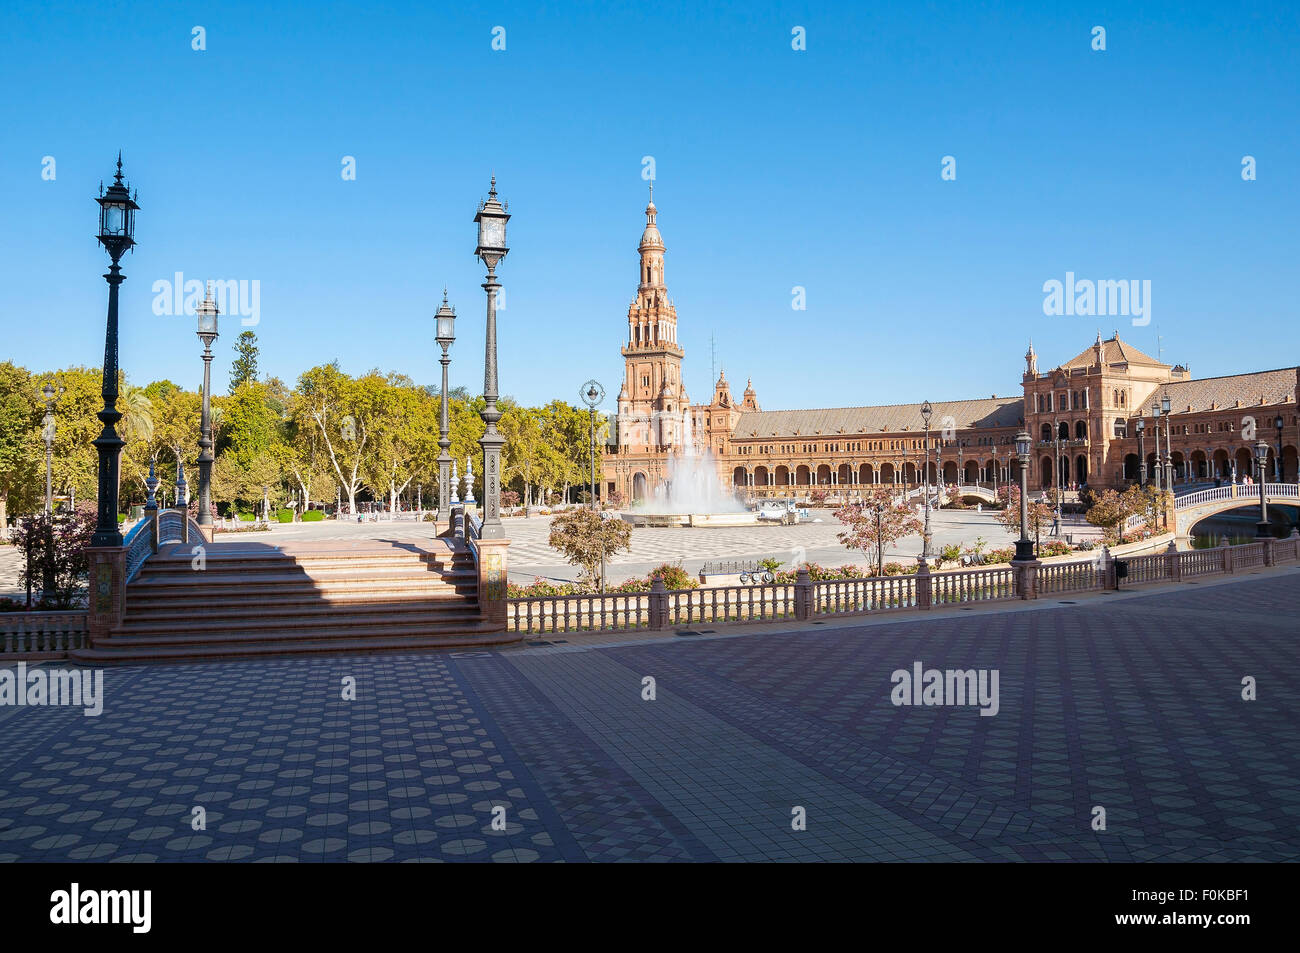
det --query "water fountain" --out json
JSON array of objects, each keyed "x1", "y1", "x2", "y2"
[{"x1": 622, "y1": 410, "x2": 759, "y2": 527}]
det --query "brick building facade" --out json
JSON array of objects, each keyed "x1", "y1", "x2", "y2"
[{"x1": 605, "y1": 196, "x2": 1299, "y2": 504}]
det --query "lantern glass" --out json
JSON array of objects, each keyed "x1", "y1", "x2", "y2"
[
  {"x1": 197, "y1": 307, "x2": 218, "y2": 336},
  {"x1": 1161, "y1": 395, "x2": 1171, "y2": 415},
  {"x1": 1015, "y1": 431, "x2": 1031, "y2": 457},
  {"x1": 1276, "y1": 416, "x2": 1284, "y2": 430},
  {"x1": 479, "y1": 214, "x2": 506, "y2": 250},
  {"x1": 1135, "y1": 418, "x2": 1144, "y2": 433},
  {"x1": 437, "y1": 312, "x2": 455, "y2": 344},
  {"x1": 1151, "y1": 402, "x2": 1159, "y2": 419}
]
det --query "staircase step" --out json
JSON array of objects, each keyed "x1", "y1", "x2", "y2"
[
  {"x1": 111, "y1": 610, "x2": 487, "y2": 640},
  {"x1": 123, "y1": 594, "x2": 474, "y2": 620},
  {"x1": 71, "y1": 626, "x2": 516, "y2": 665}
]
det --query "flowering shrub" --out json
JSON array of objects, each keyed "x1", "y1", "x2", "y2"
[
  {"x1": 983, "y1": 548, "x2": 1015, "y2": 564},
  {"x1": 507, "y1": 577, "x2": 581, "y2": 598},
  {"x1": 12, "y1": 505, "x2": 97, "y2": 609},
  {"x1": 1040, "y1": 540, "x2": 1072, "y2": 558}
]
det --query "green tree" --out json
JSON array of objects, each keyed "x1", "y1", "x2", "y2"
[
  {"x1": 229, "y1": 330, "x2": 260, "y2": 392},
  {"x1": 548, "y1": 508, "x2": 633, "y2": 588},
  {"x1": 833, "y1": 485, "x2": 924, "y2": 576},
  {"x1": 0, "y1": 362, "x2": 39, "y2": 533}
]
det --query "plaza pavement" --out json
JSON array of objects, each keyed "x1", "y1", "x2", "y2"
[{"x1": 1, "y1": 565, "x2": 1296, "y2": 863}]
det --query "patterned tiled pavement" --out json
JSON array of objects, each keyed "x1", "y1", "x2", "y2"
[{"x1": 1, "y1": 570, "x2": 1298, "y2": 862}]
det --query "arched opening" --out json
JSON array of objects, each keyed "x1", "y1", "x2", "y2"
[
  {"x1": 632, "y1": 472, "x2": 648, "y2": 503},
  {"x1": 795, "y1": 464, "x2": 811, "y2": 486},
  {"x1": 1075, "y1": 420, "x2": 1087, "y2": 440},
  {"x1": 903, "y1": 462, "x2": 917, "y2": 485},
  {"x1": 754, "y1": 465, "x2": 769, "y2": 486},
  {"x1": 1212, "y1": 449, "x2": 1231, "y2": 481},
  {"x1": 733, "y1": 466, "x2": 747, "y2": 488},
  {"x1": 1075, "y1": 454, "x2": 1087, "y2": 485},
  {"x1": 1234, "y1": 447, "x2": 1253, "y2": 482},
  {"x1": 816, "y1": 464, "x2": 832, "y2": 485},
  {"x1": 1057, "y1": 421, "x2": 1069, "y2": 440},
  {"x1": 1123, "y1": 453, "x2": 1139, "y2": 480},
  {"x1": 858, "y1": 463, "x2": 873, "y2": 484},
  {"x1": 942, "y1": 461, "x2": 958, "y2": 484},
  {"x1": 879, "y1": 463, "x2": 895, "y2": 485},
  {"x1": 1283, "y1": 446, "x2": 1298, "y2": 482},
  {"x1": 1039, "y1": 456, "x2": 1053, "y2": 488},
  {"x1": 775, "y1": 465, "x2": 790, "y2": 486},
  {"x1": 1190, "y1": 450, "x2": 1207, "y2": 481},
  {"x1": 1171, "y1": 451, "x2": 1185, "y2": 484},
  {"x1": 1040, "y1": 423, "x2": 1051, "y2": 442},
  {"x1": 964, "y1": 460, "x2": 979, "y2": 484},
  {"x1": 838, "y1": 463, "x2": 852, "y2": 485}
]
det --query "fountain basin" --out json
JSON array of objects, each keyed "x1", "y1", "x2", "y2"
[{"x1": 620, "y1": 512, "x2": 760, "y2": 528}]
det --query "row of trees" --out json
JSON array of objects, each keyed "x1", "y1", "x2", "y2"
[{"x1": 0, "y1": 333, "x2": 606, "y2": 531}]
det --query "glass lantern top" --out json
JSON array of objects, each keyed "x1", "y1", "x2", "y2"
[{"x1": 435, "y1": 290, "x2": 456, "y2": 345}]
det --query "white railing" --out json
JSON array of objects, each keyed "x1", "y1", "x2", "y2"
[{"x1": 1175, "y1": 482, "x2": 1300, "y2": 511}]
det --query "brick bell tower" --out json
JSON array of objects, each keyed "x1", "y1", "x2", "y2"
[{"x1": 616, "y1": 184, "x2": 688, "y2": 450}]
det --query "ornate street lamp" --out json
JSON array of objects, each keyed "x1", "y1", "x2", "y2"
[
  {"x1": 474, "y1": 176, "x2": 509, "y2": 539},
  {"x1": 91, "y1": 154, "x2": 139, "y2": 548},
  {"x1": 1014, "y1": 430, "x2": 1034, "y2": 561},
  {"x1": 1150, "y1": 402, "x2": 1163, "y2": 492},
  {"x1": 1274, "y1": 415, "x2": 1284, "y2": 483},
  {"x1": 173, "y1": 446, "x2": 188, "y2": 511},
  {"x1": 1135, "y1": 418, "x2": 1147, "y2": 485},
  {"x1": 1255, "y1": 440, "x2": 1271, "y2": 538},
  {"x1": 920, "y1": 400, "x2": 933, "y2": 558},
  {"x1": 435, "y1": 290, "x2": 456, "y2": 534},
  {"x1": 195, "y1": 286, "x2": 219, "y2": 526},
  {"x1": 41, "y1": 382, "x2": 64, "y2": 515},
  {"x1": 1161, "y1": 393, "x2": 1173, "y2": 488},
  {"x1": 580, "y1": 380, "x2": 604, "y2": 510}
]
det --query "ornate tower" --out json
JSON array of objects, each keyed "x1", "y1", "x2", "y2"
[{"x1": 617, "y1": 185, "x2": 687, "y2": 450}]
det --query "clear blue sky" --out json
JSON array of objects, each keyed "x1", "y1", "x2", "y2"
[{"x1": 2, "y1": 1, "x2": 1297, "y2": 412}]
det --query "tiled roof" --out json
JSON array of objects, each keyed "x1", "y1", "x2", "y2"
[
  {"x1": 1061, "y1": 335, "x2": 1165, "y2": 370},
  {"x1": 1162, "y1": 368, "x2": 1297, "y2": 415},
  {"x1": 733, "y1": 398, "x2": 1023, "y2": 439}
]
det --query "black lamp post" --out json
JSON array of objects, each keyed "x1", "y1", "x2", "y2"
[
  {"x1": 91, "y1": 155, "x2": 139, "y2": 548},
  {"x1": 435, "y1": 290, "x2": 456, "y2": 534},
  {"x1": 1014, "y1": 430, "x2": 1034, "y2": 561},
  {"x1": 474, "y1": 176, "x2": 509, "y2": 540},
  {"x1": 920, "y1": 400, "x2": 933, "y2": 558},
  {"x1": 1274, "y1": 415, "x2": 1284, "y2": 483},
  {"x1": 196, "y1": 286, "x2": 218, "y2": 526},
  {"x1": 1136, "y1": 418, "x2": 1146, "y2": 485},
  {"x1": 1255, "y1": 440, "x2": 1271, "y2": 539}
]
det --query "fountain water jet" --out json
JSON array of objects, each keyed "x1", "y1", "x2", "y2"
[{"x1": 622, "y1": 410, "x2": 757, "y2": 527}]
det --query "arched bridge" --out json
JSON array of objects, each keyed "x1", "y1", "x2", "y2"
[{"x1": 1173, "y1": 483, "x2": 1299, "y2": 536}]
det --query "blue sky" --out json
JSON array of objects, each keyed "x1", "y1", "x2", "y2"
[{"x1": 2, "y1": 1, "x2": 1297, "y2": 413}]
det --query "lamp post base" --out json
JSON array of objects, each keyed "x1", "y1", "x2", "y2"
[
  {"x1": 1014, "y1": 538, "x2": 1036, "y2": 562},
  {"x1": 1256, "y1": 520, "x2": 1272, "y2": 540}
]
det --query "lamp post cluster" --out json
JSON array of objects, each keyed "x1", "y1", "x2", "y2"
[{"x1": 84, "y1": 159, "x2": 515, "y2": 547}]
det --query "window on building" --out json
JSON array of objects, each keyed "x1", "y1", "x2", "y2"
[{"x1": 1113, "y1": 419, "x2": 1127, "y2": 438}]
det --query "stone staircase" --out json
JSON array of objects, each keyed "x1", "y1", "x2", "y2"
[{"x1": 70, "y1": 539, "x2": 510, "y2": 664}]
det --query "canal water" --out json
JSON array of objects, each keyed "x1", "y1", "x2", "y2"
[{"x1": 1191, "y1": 504, "x2": 1299, "y2": 548}]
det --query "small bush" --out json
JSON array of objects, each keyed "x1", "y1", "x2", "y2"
[
  {"x1": 302, "y1": 510, "x2": 325, "y2": 522},
  {"x1": 276, "y1": 508, "x2": 294, "y2": 523},
  {"x1": 647, "y1": 562, "x2": 698, "y2": 590}
]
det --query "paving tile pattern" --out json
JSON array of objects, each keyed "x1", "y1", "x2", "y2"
[{"x1": 1, "y1": 572, "x2": 1297, "y2": 861}]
